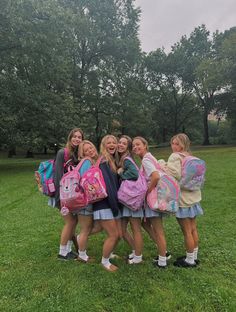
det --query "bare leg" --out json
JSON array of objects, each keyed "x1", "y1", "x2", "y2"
[
  {"x1": 141, "y1": 218, "x2": 157, "y2": 244},
  {"x1": 119, "y1": 218, "x2": 135, "y2": 249},
  {"x1": 129, "y1": 218, "x2": 143, "y2": 256},
  {"x1": 190, "y1": 218, "x2": 199, "y2": 248},
  {"x1": 150, "y1": 217, "x2": 166, "y2": 257},
  {"x1": 78, "y1": 215, "x2": 93, "y2": 251},
  {"x1": 89, "y1": 220, "x2": 103, "y2": 235},
  {"x1": 177, "y1": 218, "x2": 195, "y2": 253},
  {"x1": 60, "y1": 213, "x2": 77, "y2": 245},
  {"x1": 100, "y1": 219, "x2": 119, "y2": 258}
]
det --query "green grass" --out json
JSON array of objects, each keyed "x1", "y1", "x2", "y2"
[{"x1": 0, "y1": 146, "x2": 236, "y2": 312}]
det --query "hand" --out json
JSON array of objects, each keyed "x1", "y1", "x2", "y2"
[{"x1": 117, "y1": 168, "x2": 124, "y2": 175}]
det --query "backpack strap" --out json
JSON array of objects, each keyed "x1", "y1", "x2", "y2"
[
  {"x1": 143, "y1": 153, "x2": 161, "y2": 170},
  {"x1": 143, "y1": 153, "x2": 165, "y2": 176},
  {"x1": 95, "y1": 156, "x2": 104, "y2": 167},
  {"x1": 64, "y1": 147, "x2": 70, "y2": 162},
  {"x1": 71, "y1": 157, "x2": 91, "y2": 174},
  {"x1": 63, "y1": 147, "x2": 72, "y2": 169},
  {"x1": 177, "y1": 152, "x2": 191, "y2": 158},
  {"x1": 124, "y1": 156, "x2": 139, "y2": 171}
]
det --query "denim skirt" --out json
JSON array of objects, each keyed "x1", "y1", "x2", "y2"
[
  {"x1": 175, "y1": 203, "x2": 203, "y2": 219},
  {"x1": 144, "y1": 203, "x2": 168, "y2": 218},
  {"x1": 78, "y1": 204, "x2": 93, "y2": 216},
  {"x1": 122, "y1": 206, "x2": 144, "y2": 218},
  {"x1": 93, "y1": 208, "x2": 115, "y2": 220}
]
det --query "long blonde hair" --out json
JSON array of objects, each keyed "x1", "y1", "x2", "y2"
[
  {"x1": 78, "y1": 140, "x2": 98, "y2": 164},
  {"x1": 100, "y1": 135, "x2": 119, "y2": 172},
  {"x1": 66, "y1": 128, "x2": 84, "y2": 156},
  {"x1": 170, "y1": 133, "x2": 191, "y2": 153}
]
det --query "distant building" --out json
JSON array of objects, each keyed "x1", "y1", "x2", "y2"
[{"x1": 208, "y1": 111, "x2": 226, "y2": 121}]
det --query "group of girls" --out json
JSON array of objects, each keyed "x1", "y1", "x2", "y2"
[{"x1": 53, "y1": 128, "x2": 203, "y2": 272}]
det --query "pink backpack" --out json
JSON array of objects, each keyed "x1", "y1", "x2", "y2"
[
  {"x1": 144, "y1": 153, "x2": 180, "y2": 214},
  {"x1": 178, "y1": 153, "x2": 206, "y2": 191},
  {"x1": 60, "y1": 159, "x2": 88, "y2": 215},
  {"x1": 117, "y1": 157, "x2": 148, "y2": 211},
  {"x1": 80, "y1": 158, "x2": 108, "y2": 204}
]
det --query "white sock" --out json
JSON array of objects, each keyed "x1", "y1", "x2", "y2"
[
  {"x1": 185, "y1": 252, "x2": 195, "y2": 264},
  {"x1": 76, "y1": 235, "x2": 80, "y2": 252},
  {"x1": 101, "y1": 257, "x2": 111, "y2": 268},
  {"x1": 131, "y1": 254, "x2": 142, "y2": 263},
  {"x1": 158, "y1": 255, "x2": 167, "y2": 267},
  {"x1": 129, "y1": 250, "x2": 135, "y2": 259},
  {"x1": 194, "y1": 247, "x2": 198, "y2": 260},
  {"x1": 79, "y1": 250, "x2": 88, "y2": 261},
  {"x1": 66, "y1": 240, "x2": 73, "y2": 253},
  {"x1": 59, "y1": 245, "x2": 68, "y2": 257}
]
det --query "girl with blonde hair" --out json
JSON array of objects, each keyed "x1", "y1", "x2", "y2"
[
  {"x1": 167, "y1": 133, "x2": 203, "y2": 267},
  {"x1": 93, "y1": 135, "x2": 121, "y2": 272},
  {"x1": 75, "y1": 140, "x2": 99, "y2": 263}
]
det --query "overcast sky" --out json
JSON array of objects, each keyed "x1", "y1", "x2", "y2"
[{"x1": 135, "y1": 0, "x2": 236, "y2": 52}]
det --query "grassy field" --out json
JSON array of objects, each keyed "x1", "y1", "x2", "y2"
[{"x1": 0, "y1": 146, "x2": 236, "y2": 312}]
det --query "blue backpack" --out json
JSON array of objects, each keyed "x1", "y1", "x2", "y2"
[{"x1": 35, "y1": 148, "x2": 70, "y2": 197}]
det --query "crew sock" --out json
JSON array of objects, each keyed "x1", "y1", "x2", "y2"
[
  {"x1": 185, "y1": 252, "x2": 195, "y2": 264},
  {"x1": 193, "y1": 247, "x2": 198, "y2": 261},
  {"x1": 158, "y1": 255, "x2": 167, "y2": 267},
  {"x1": 78, "y1": 250, "x2": 88, "y2": 261},
  {"x1": 59, "y1": 245, "x2": 68, "y2": 257},
  {"x1": 101, "y1": 257, "x2": 111, "y2": 268}
]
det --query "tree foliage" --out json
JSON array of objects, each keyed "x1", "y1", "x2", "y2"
[{"x1": 0, "y1": 2, "x2": 236, "y2": 153}]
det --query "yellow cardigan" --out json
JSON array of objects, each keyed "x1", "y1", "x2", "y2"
[{"x1": 167, "y1": 152, "x2": 202, "y2": 208}]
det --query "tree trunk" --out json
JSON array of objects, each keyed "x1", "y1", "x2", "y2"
[
  {"x1": 202, "y1": 107, "x2": 210, "y2": 145},
  {"x1": 95, "y1": 113, "x2": 100, "y2": 150},
  {"x1": 162, "y1": 127, "x2": 167, "y2": 143},
  {"x1": 8, "y1": 146, "x2": 16, "y2": 158},
  {"x1": 26, "y1": 149, "x2": 34, "y2": 158},
  {"x1": 44, "y1": 146, "x2": 47, "y2": 154}
]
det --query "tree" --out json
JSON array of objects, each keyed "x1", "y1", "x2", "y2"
[
  {"x1": 144, "y1": 48, "x2": 200, "y2": 142},
  {"x1": 172, "y1": 25, "x2": 228, "y2": 145},
  {"x1": 0, "y1": 0, "x2": 143, "y2": 152}
]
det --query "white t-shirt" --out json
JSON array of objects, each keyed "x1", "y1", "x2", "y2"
[{"x1": 142, "y1": 152, "x2": 158, "y2": 182}]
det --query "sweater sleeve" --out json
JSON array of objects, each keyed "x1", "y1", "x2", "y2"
[
  {"x1": 167, "y1": 153, "x2": 182, "y2": 181},
  {"x1": 119, "y1": 159, "x2": 139, "y2": 181},
  {"x1": 54, "y1": 149, "x2": 65, "y2": 207}
]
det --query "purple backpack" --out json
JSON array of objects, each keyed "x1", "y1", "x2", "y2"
[
  {"x1": 60, "y1": 159, "x2": 88, "y2": 215},
  {"x1": 179, "y1": 153, "x2": 206, "y2": 191},
  {"x1": 117, "y1": 157, "x2": 148, "y2": 211}
]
